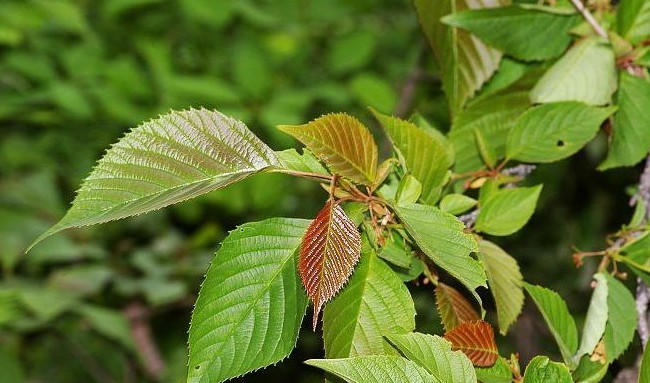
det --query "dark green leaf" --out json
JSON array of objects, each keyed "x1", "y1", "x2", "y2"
[
  {"x1": 599, "y1": 72, "x2": 650, "y2": 169},
  {"x1": 395, "y1": 203, "x2": 486, "y2": 302},
  {"x1": 442, "y1": 6, "x2": 578, "y2": 61},
  {"x1": 507, "y1": 102, "x2": 616, "y2": 163},
  {"x1": 522, "y1": 356, "x2": 572, "y2": 383},
  {"x1": 524, "y1": 283, "x2": 578, "y2": 366},
  {"x1": 603, "y1": 273, "x2": 637, "y2": 362},
  {"x1": 475, "y1": 185, "x2": 542, "y2": 236}
]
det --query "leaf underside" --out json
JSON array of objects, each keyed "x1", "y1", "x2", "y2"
[
  {"x1": 278, "y1": 113, "x2": 378, "y2": 185},
  {"x1": 30, "y1": 108, "x2": 279, "y2": 250},
  {"x1": 188, "y1": 218, "x2": 309, "y2": 383},
  {"x1": 435, "y1": 282, "x2": 480, "y2": 333},
  {"x1": 444, "y1": 320, "x2": 499, "y2": 367},
  {"x1": 300, "y1": 200, "x2": 362, "y2": 329}
]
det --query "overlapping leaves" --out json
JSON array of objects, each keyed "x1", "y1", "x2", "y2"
[
  {"x1": 279, "y1": 113, "x2": 378, "y2": 185},
  {"x1": 435, "y1": 283, "x2": 480, "y2": 332}
]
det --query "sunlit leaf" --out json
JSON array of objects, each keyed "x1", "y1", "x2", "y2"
[
  {"x1": 414, "y1": 0, "x2": 504, "y2": 113},
  {"x1": 442, "y1": 5, "x2": 578, "y2": 61},
  {"x1": 617, "y1": 0, "x2": 650, "y2": 44},
  {"x1": 522, "y1": 356, "x2": 572, "y2": 383},
  {"x1": 574, "y1": 274, "x2": 608, "y2": 362},
  {"x1": 279, "y1": 113, "x2": 378, "y2": 184},
  {"x1": 395, "y1": 203, "x2": 486, "y2": 302},
  {"x1": 305, "y1": 356, "x2": 437, "y2": 383},
  {"x1": 475, "y1": 357, "x2": 513, "y2": 383},
  {"x1": 572, "y1": 355, "x2": 608, "y2": 383},
  {"x1": 530, "y1": 37, "x2": 617, "y2": 105},
  {"x1": 475, "y1": 185, "x2": 542, "y2": 236},
  {"x1": 602, "y1": 273, "x2": 637, "y2": 362},
  {"x1": 300, "y1": 200, "x2": 362, "y2": 328},
  {"x1": 386, "y1": 333, "x2": 476, "y2": 383},
  {"x1": 524, "y1": 283, "x2": 578, "y2": 366},
  {"x1": 275, "y1": 148, "x2": 330, "y2": 175},
  {"x1": 439, "y1": 194, "x2": 477, "y2": 215},
  {"x1": 640, "y1": 342, "x2": 650, "y2": 383},
  {"x1": 435, "y1": 282, "x2": 480, "y2": 332},
  {"x1": 374, "y1": 111, "x2": 452, "y2": 204},
  {"x1": 478, "y1": 240, "x2": 524, "y2": 334},
  {"x1": 323, "y1": 250, "x2": 415, "y2": 358},
  {"x1": 30, "y1": 108, "x2": 279, "y2": 250},
  {"x1": 444, "y1": 320, "x2": 499, "y2": 367},
  {"x1": 188, "y1": 218, "x2": 309, "y2": 383},
  {"x1": 599, "y1": 72, "x2": 650, "y2": 170},
  {"x1": 506, "y1": 102, "x2": 615, "y2": 163}
]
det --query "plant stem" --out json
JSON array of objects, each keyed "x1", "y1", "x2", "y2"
[
  {"x1": 569, "y1": 0, "x2": 608, "y2": 39},
  {"x1": 275, "y1": 168, "x2": 333, "y2": 182}
]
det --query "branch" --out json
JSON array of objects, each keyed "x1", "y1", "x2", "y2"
[
  {"x1": 569, "y1": 0, "x2": 608, "y2": 39},
  {"x1": 124, "y1": 302, "x2": 167, "y2": 381}
]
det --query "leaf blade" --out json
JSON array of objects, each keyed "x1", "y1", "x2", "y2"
[
  {"x1": 475, "y1": 185, "x2": 542, "y2": 236},
  {"x1": 603, "y1": 273, "x2": 637, "y2": 362},
  {"x1": 435, "y1": 282, "x2": 480, "y2": 332},
  {"x1": 279, "y1": 113, "x2": 378, "y2": 184},
  {"x1": 187, "y1": 218, "x2": 309, "y2": 383},
  {"x1": 444, "y1": 320, "x2": 499, "y2": 367},
  {"x1": 305, "y1": 356, "x2": 437, "y2": 383},
  {"x1": 478, "y1": 240, "x2": 524, "y2": 334},
  {"x1": 31, "y1": 108, "x2": 278, "y2": 249},
  {"x1": 300, "y1": 200, "x2": 362, "y2": 328},
  {"x1": 522, "y1": 356, "x2": 572, "y2": 383}
]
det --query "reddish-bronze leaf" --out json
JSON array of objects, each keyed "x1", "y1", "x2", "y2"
[
  {"x1": 435, "y1": 282, "x2": 480, "y2": 332},
  {"x1": 299, "y1": 200, "x2": 362, "y2": 329},
  {"x1": 444, "y1": 320, "x2": 499, "y2": 367}
]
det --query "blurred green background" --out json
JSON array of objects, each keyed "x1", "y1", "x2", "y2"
[{"x1": 0, "y1": 0, "x2": 643, "y2": 382}]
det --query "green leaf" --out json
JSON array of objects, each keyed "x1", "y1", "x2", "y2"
[
  {"x1": 478, "y1": 240, "x2": 524, "y2": 334},
  {"x1": 323, "y1": 251, "x2": 416, "y2": 358},
  {"x1": 442, "y1": 6, "x2": 578, "y2": 61},
  {"x1": 395, "y1": 203, "x2": 486, "y2": 302},
  {"x1": 30, "y1": 108, "x2": 279, "y2": 250},
  {"x1": 599, "y1": 72, "x2": 650, "y2": 169},
  {"x1": 378, "y1": 234, "x2": 413, "y2": 269},
  {"x1": 475, "y1": 185, "x2": 542, "y2": 236},
  {"x1": 475, "y1": 357, "x2": 513, "y2": 383},
  {"x1": 603, "y1": 273, "x2": 637, "y2": 363},
  {"x1": 530, "y1": 37, "x2": 617, "y2": 105},
  {"x1": 374, "y1": 111, "x2": 452, "y2": 204},
  {"x1": 450, "y1": 79, "x2": 532, "y2": 173},
  {"x1": 350, "y1": 74, "x2": 398, "y2": 114},
  {"x1": 440, "y1": 194, "x2": 477, "y2": 215},
  {"x1": 279, "y1": 113, "x2": 378, "y2": 185},
  {"x1": 640, "y1": 343, "x2": 650, "y2": 383},
  {"x1": 396, "y1": 175, "x2": 423, "y2": 205},
  {"x1": 414, "y1": 0, "x2": 503, "y2": 113},
  {"x1": 572, "y1": 355, "x2": 608, "y2": 383},
  {"x1": 524, "y1": 283, "x2": 578, "y2": 366},
  {"x1": 435, "y1": 283, "x2": 480, "y2": 332},
  {"x1": 574, "y1": 274, "x2": 608, "y2": 362},
  {"x1": 188, "y1": 218, "x2": 309, "y2": 383},
  {"x1": 19, "y1": 287, "x2": 78, "y2": 321},
  {"x1": 305, "y1": 356, "x2": 437, "y2": 383},
  {"x1": 275, "y1": 148, "x2": 330, "y2": 175},
  {"x1": 386, "y1": 333, "x2": 476, "y2": 383},
  {"x1": 506, "y1": 102, "x2": 616, "y2": 163},
  {"x1": 522, "y1": 356, "x2": 572, "y2": 383},
  {"x1": 617, "y1": 0, "x2": 650, "y2": 44}
]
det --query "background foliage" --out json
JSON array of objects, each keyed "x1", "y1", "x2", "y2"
[{"x1": 0, "y1": 0, "x2": 643, "y2": 382}]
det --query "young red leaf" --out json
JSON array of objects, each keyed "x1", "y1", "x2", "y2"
[
  {"x1": 444, "y1": 320, "x2": 499, "y2": 367},
  {"x1": 299, "y1": 200, "x2": 362, "y2": 329},
  {"x1": 435, "y1": 283, "x2": 480, "y2": 332}
]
